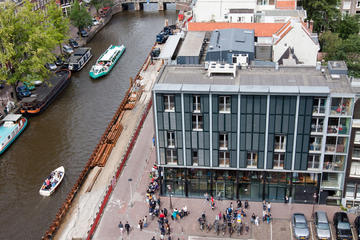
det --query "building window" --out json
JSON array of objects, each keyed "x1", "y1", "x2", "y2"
[
  {"x1": 167, "y1": 131, "x2": 175, "y2": 148},
  {"x1": 309, "y1": 136, "x2": 322, "y2": 152},
  {"x1": 166, "y1": 149, "x2": 177, "y2": 164},
  {"x1": 353, "y1": 147, "x2": 360, "y2": 159},
  {"x1": 219, "y1": 151, "x2": 230, "y2": 167},
  {"x1": 308, "y1": 154, "x2": 320, "y2": 169},
  {"x1": 312, "y1": 97, "x2": 326, "y2": 115},
  {"x1": 164, "y1": 95, "x2": 175, "y2": 112},
  {"x1": 247, "y1": 152, "x2": 257, "y2": 168},
  {"x1": 323, "y1": 155, "x2": 345, "y2": 171},
  {"x1": 273, "y1": 153, "x2": 284, "y2": 169},
  {"x1": 350, "y1": 161, "x2": 360, "y2": 177},
  {"x1": 325, "y1": 136, "x2": 348, "y2": 153},
  {"x1": 192, "y1": 150, "x2": 199, "y2": 166},
  {"x1": 311, "y1": 117, "x2": 324, "y2": 133},
  {"x1": 355, "y1": 131, "x2": 360, "y2": 144},
  {"x1": 193, "y1": 95, "x2": 201, "y2": 112},
  {"x1": 327, "y1": 118, "x2": 350, "y2": 135},
  {"x1": 219, "y1": 133, "x2": 229, "y2": 150},
  {"x1": 274, "y1": 135, "x2": 286, "y2": 151},
  {"x1": 345, "y1": 184, "x2": 355, "y2": 198},
  {"x1": 192, "y1": 114, "x2": 203, "y2": 131},
  {"x1": 219, "y1": 96, "x2": 231, "y2": 113},
  {"x1": 330, "y1": 97, "x2": 352, "y2": 116}
]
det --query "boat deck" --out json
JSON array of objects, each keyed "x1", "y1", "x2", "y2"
[
  {"x1": 0, "y1": 124, "x2": 16, "y2": 142},
  {"x1": 21, "y1": 70, "x2": 70, "y2": 104}
]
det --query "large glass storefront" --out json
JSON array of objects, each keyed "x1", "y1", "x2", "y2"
[{"x1": 161, "y1": 168, "x2": 320, "y2": 203}]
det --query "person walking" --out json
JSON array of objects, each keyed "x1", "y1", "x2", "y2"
[
  {"x1": 139, "y1": 219, "x2": 143, "y2": 231},
  {"x1": 211, "y1": 196, "x2": 215, "y2": 210},
  {"x1": 125, "y1": 221, "x2": 130, "y2": 235},
  {"x1": 143, "y1": 215, "x2": 148, "y2": 227},
  {"x1": 255, "y1": 216, "x2": 259, "y2": 226},
  {"x1": 118, "y1": 221, "x2": 124, "y2": 234}
]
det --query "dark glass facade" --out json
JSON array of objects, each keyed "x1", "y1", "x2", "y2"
[{"x1": 161, "y1": 167, "x2": 319, "y2": 203}]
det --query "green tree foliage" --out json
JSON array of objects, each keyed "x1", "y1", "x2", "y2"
[
  {"x1": 0, "y1": 0, "x2": 64, "y2": 92},
  {"x1": 47, "y1": 2, "x2": 70, "y2": 53},
  {"x1": 91, "y1": 0, "x2": 113, "y2": 15},
  {"x1": 337, "y1": 14, "x2": 360, "y2": 39},
  {"x1": 320, "y1": 31, "x2": 360, "y2": 77},
  {"x1": 303, "y1": 0, "x2": 341, "y2": 33},
  {"x1": 69, "y1": 0, "x2": 92, "y2": 32}
]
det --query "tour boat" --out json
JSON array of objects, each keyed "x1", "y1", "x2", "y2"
[
  {"x1": 19, "y1": 69, "x2": 71, "y2": 116},
  {"x1": 89, "y1": 45, "x2": 126, "y2": 79},
  {"x1": 0, "y1": 114, "x2": 28, "y2": 155},
  {"x1": 39, "y1": 166, "x2": 65, "y2": 197}
]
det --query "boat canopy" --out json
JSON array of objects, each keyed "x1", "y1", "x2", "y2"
[
  {"x1": 99, "y1": 46, "x2": 123, "y2": 62},
  {"x1": 2, "y1": 114, "x2": 22, "y2": 122}
]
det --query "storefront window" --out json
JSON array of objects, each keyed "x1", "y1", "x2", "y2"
[
  {"x1": 164, "y1": 168, "x2": 185, "y2": 196},
  {"x1": 238, "y1": 171, "x2": 263, "y2": 201},
  {"x1": 321, "y1": 173, "x2": 342, "y2": 189},
  {"x1": 188, "y1": 169, "x2": 210, "y2": 197},
  {"x1": 265, "y1": 172, "x2": 291, "y2": 202},
  {"x1": 292, "y1": 173, "x2": 319, "y2": 203},
  {"x1": 212, "y1": 170, "x2": 236, "y2": 199}
]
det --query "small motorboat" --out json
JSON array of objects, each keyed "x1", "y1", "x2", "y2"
[{"x1": 39, "y1": 166, "x2": 65, "y2": 196}]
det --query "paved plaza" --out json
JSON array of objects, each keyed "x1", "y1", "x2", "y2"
[{"x1": 92, "y1": 110, "x2": 360, "y2": 240}]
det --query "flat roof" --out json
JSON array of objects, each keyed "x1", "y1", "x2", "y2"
[
  {"x1": 158, "y1": 34, "x2": 181, "y2": 60},
  {"x1": 155, "y1": 65, "x2": 354, "y2": 94},
  {"x1": 177, "y1": 31, "x2": 206, "y2": 57},
  {"x1": 207, "y1": 28, "x2": 254, "y2": 53}
]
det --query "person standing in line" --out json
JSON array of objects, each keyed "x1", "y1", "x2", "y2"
[
  {"x1": 204, "y1": 192, "x2": 209, "y2": 202},
  {"x1": 125, "y1": 221, "x2": 130, "y2": 235},
  {"x1": 262, "y1": 200, "x2": 266, "y2": 211},
  {"x1": 267, "y1": 201, "x2": 271, "y2": 213},
  {"x1": 244, "y1": 200, "x2": 249, "y2": 209}
]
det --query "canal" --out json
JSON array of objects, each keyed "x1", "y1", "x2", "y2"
[{"x1": 0, "y1": 6, "x2": 176, "y2": 239}]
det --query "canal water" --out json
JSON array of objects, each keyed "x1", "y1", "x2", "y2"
[{"x1": 0, "y1": 6, "x2": 176, "y2": 239}]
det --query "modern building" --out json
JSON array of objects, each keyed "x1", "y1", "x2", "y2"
[{"x1": 152, "y1": 61, "x2": 357, "y2": 205}]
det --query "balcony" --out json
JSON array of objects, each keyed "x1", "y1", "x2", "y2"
[
  {"x1": 311, "y1": 125, "x2": 323, "y2": 133},
  {"x1": 312, "y1": 106, "x2": 326, "y2": 115},
  {"x1": 309, "y1": 143, "x2": 321, "y2": 152}
]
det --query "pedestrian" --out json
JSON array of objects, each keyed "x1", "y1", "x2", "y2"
[
  {"x1": 211, "y1": 196, "x2": 215, "y2": 210},
  {"x1": 151, "y1": 236, "x2": 156, "y2": 240},
  {"x1": 230, "y1": 202, "x2": 233, "y2": 211},
  {"x1": 139, "y1": 219, "x2": 143, "y2": 231},
  {"x1": 267, "y1": 201, "x2": 271, "y2": 213},
  {"x1": 237, "y1": 199, "x2": 242, "y2": 209},
  {"x1": 218, "y1": 211, "x2": 222, "y2": 220},
  {"x1": 143, "y1": 215, "x2": 148, "y2": 228},
  {"x1": 255, "y1": 216, "x2": 259, "y2": 226},
  {"x1": 164, "y1": 207, "x2": 168, "y2": 217},
  {"x1": 262, "y1": 210, "x2": 266, "y2": 221},
  {"x1": 284, "y1": 195, "x2": 289, "y2": 204},
  {"x1": 244, "y1": 200, "x2": 249, "y2": 209},
  {"x1": 118, "y1": 221, "x2": 124, "y2": 234},
  {"x1": 204, "y1": 192, "x2": 209, "y2": 201},
  {"x1": 125, "y1": 221, "x2": 130, "y2": 235}
]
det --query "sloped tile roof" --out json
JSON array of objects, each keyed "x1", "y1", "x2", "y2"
[{"x1": 188, "y1": 22, "x2": 285, "y2": 37}]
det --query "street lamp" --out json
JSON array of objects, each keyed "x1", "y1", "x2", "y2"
[
  {"x1": 128, "y1": 178, "x2": 133, "y2": 208},
  {"x1": 167, "y1": 185, "x2": 173, "y2": 209}
]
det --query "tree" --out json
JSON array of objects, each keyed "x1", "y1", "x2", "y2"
[
  {"x1": 69, "y1": 0, "x2": 92, "y2": 32},
  {"x1": 303, "y1": 0, "x2": 341, "y2": 33},
  {"x1": 319, "y1": 31, "x2": 342, "y2": 59},
  {"x1": 90, "y1": 0, "x2": 103, "y2": 16},
  {"x1": 0, "y1": 1, "x2": 59, "y2": 98},
  {"x1": 337, "y1": 14, "x2": 360, "y2": 40},
  {"x1": 47, "y1": 2, "x2": 70, "y2": 54}
]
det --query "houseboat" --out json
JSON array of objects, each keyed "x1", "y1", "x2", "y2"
[
  {"x1": 19, "y1": 69, "x2": 71, "y2": 116},
  {"x1": 68, "y1": 47, "x2": 92, "y2": 71},
  {"x1": 0, "y1": 114, "x2": 28, "y2": 155},
  {"x1": 89, "y1": 45, "x2": 125, "y2": 79}
]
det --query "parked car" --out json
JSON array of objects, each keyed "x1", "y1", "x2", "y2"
[
  {"x1": 45, "y1": 62, "x2": 57, "y2": 71},
  {"x1": 16, "y1": 86, "x2": 31, "y2": 99},
  {"x1": 314, "y1": 211, "x2": 331, "y2": 240},
  {"x1": 80, "y1": 29, "x2": 88, "y2": 37},
  {"x1": 292, "y1": 213, "x2": 310, "y2": 240},
  {"x1": 92, "y1": 18, "x2": 100, "y2": 26},
  {"x1": 62, "y1": 44, "x2": 74, "y2": 55},
  {"x1": 354, "y1": 216, "x2": 360, "y2": 239},
  {"x1": 68, "y1": 39, "x2": 79, "y2": 48},
  {"x1": 333, "y1": 212, "x2": 353, "y2": 240},
  {"x1": 55, "y1": 56, "x2": 64, "y2": 66}
]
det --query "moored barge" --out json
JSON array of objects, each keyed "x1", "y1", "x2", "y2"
[
  {"x1": 20, "y1": 69, "x2": 71, "y2": 116},
  {"x1": 68, "y1": 47, "x2": 92, "y2": 71}
]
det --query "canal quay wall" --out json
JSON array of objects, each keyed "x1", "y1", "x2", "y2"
[{"x1": 43, "y1": 9, "x2": 167, "y2": 239}]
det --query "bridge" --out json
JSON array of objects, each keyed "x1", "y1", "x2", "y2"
[{"x1": 113, "y1": 0, "x2": 191, "y2": 12}]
